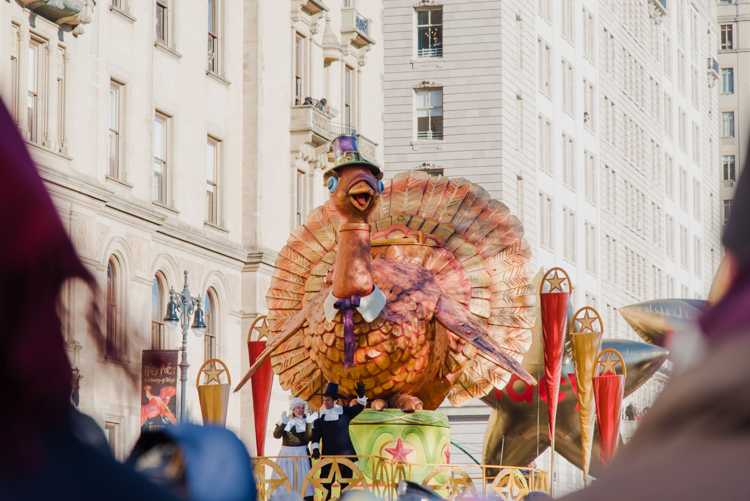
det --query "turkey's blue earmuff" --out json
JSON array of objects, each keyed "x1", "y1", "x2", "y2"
[
  {"x1": 377, "y1": 180, "x2": 384, "y2": 194},
  {"x1": 327, "y1": 176, "x2": 339, "y2": 194}
]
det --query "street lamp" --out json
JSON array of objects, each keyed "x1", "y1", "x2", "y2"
[{"x1": 164, "y1": 270, "x2": 207, "y2": 422}]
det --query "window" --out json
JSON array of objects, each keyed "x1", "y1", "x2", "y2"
[
  {"x1": 678, "y1": 108, "x2": 686, "y2": 149},
  {"x1": 109, "y1": 81, "x2": 121, "y2": 178},
  {"x1": 665, "y1": 154, "x2": 674, "y2": 198},
  {"x1": 562, "y1": 60, "x2": 574, "y2": 115},
  {"x1": 664, "y1": 94, "x2": 672, "y2": 137},
  {"x1": 680, "y1": 225, "x2": 689, "y2": 271},
  {"x1": 344, "y1": 66, "x2": 352, "y2": 129},
  {"x1": 206, "y1": 138, "x2": 219, "y2": 224},
  {"x1": 104, "y1": 421, "x2": 118, "y2": 457},
  {"x1": 27, "y1": 39, "x2": 45, "y2": 143},
  {"x1": 693, "y1": 179, "x2": 701, "y2": 220},
  {"x1": 153, "y1": 113, "x2": 168, "y2": 204},
  {"x1": 539, "y1": 192, "x2": 554, "y2": 250},
  {"x1": 666, "y1": 215, "x2": 674, "y2": 258},
  {"x1": 156, "y1": 0, "x2": 169, "y2": 44},
  {"x1": 692, "y1": 122, "x2": 700, "y2": 162},
  {"x1": 584, "y1": 151, "x2": 595, "y2": 204},
  {"x1": 416, "y1": 89, "x2": 443, "y2": 140},
  {"x1": 207, "y1": 0, "x2": 219, "y2": 73},
  {"x1": 723, "y1": 199, "x2": 732, "y2": 226},
  {"x1": 722, "y1": 112, "x2": 735, "y2": 137},
  {"x1": 204, "y1": 291, "x2": 216, "y2": 361},
  {"x1": 111, "y1": 0, "x2": 122, "y2": 7},
  {"x1": 538, "y1": 39, "x2": 551, "y2": 97},
  {"x1": 585, "y1": 222, "x2": 596, "y2": 274},
  {"x1": 296, "y1": 170, "x2": 305, "y2": 226},
  {"x1": 294, "y1": 35, "x2": 303, "y2": 105},
  {"x1": 10, "y1": 25, "x2": 20, "y2": 122},
  {"x1": 57, "y1": 47, "x2": 66, "y2": 153},
  {"x1": 721, "y1": 68, "x2": 734, "y2": 93},
  {"x1": 679, "y1": 167, "x2": 688, "y2": 210},
  {"x1": 562, "y1": 133, "x2": 575, "y2": 190},
  {"x1": 721, "y1": 24, "x2": 733, "y2": 50},
  {"x1": 583, "y1": 80, "x2": 594, "y2": 131},
  {"x1": 602, "y1": 28, "x2": 614, "y2": 74},
  {"x1": 539, "y1": 0, "x2": 551, "y2": 22},
  {"x1": 723, "y1": 155, "x2": 736, "y2": 181},
  {"x1": 538, "y1": 115, "x2": 552, "y2": 173},
  {"x1": 583, "y1": 9, "x2": 593, "y2": 60},
  {"x1": 691, "y1": 65, "x2": 699, "y2": 108},
  {"x1": 562, "y1": 0, "x2": 573, "y2": 43},
  {"x1": 151, "y1": 275, "x2": 166, "y2": 349},
  {"x1": 677, "y1": 51, "x2": 685, "y2": 94},
  {"x1": 106, "y1": 258, "x2": 121, "y2": 358},
  {"x1": 663, "y1": 34, "x2": 672, "y2": 77},
  {"x1": 417, "y1": 8, "x2": 442, "y2": 58},
  {"x1": 694, "y1": 237, "x2": 702, "y2": 278},
  {"x1": 563, "y1": 207, "x2": 576, "y2": 263}
]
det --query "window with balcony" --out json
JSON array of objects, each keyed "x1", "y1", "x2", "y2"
[
  {"x1": 151, "y1": 274, "x2": 166, "y2": 349},
  {"x1": 416, "y1": 89, "x2": 443, "y2": 140},
  {"x1": 156, "y1": 0, "x2": 169, "y2": 44},
  {"x1": 294, "y1": 34, "x2": 303, "y2": 105},
  {"x1": 206, "y1": 138, "x2": 219, "y2": 224},
  {"x1": 154, "y1": 113, "x2": 169, "y2": 204},
  {"x1": 721, "y1": 25, "x2": 733, "y2": 50},
  {"x1": 109, "y1": 81, "x2": 122, "y2": 178},
  {"x1": 417, "y1": 8, "x2": 442, "y2": 58},
  {"x1": 721, "y1": 68, "x2": 734, "y2": 93},
  {"x1": 722, "y1": 111, "x2": 735, "y2": 137},
  {"x1": 723, "y1": 155, "x2": 736, "y2": 181},
  {"x1": 207, "y1": 0, "x2": 219, "y2": 73}
]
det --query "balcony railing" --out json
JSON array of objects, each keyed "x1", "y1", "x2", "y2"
[
  {"x1": 707, "y1": 57, "x2": 720, "y2": 78},
  {"x1": 417, "y1": 130, "x2": 444, "y2": 140},
  {"x1": 330, "y1": 123, "x2": 357, "y2": 137},
  {"x1": 648, "y1": 0, "x2": 667, "y2": 17},
  {"x1": 290, "y1": 105, "x2": 333, "y2": 147},
  {"x1": 341, "y1": 7, "x2": 376, "y2": 48},
  {"x1": 418, "y1": 47, "x2": 443, "y2": 58},
  {"x1": 253, "y1": 455, "x2": 548, "y2": 501}
]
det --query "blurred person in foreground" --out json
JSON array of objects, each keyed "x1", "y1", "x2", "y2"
[
  {"x1": 0, "y1": 99, "x2": 180, "y2": 501},
  {"x1": 560, "y1": 157, "x2": 750, "y2": 499}
]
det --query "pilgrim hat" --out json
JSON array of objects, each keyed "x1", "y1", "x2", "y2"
[
  {"x1": 318, "y1": 382, "x2": 349, "y2": 401},
  {"x1": 325, "y1": 135, "x2": 382, "y2": 179}
]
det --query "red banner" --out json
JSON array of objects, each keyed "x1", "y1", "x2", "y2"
[
  {"x1": 248, "y1": 340, "x2": 274, "y2": 456},
  {"x1": 141, "y1": 350, "x2": 178, "y2": 432},
  {"x1": 593, "y1": 374, "x2": 625, "y2": 468},
  {"x1": 540, "y1": 291, "x2": 570, "y2": 440}
]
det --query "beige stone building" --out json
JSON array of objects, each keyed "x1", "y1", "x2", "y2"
[
  {"x1": 383, "y1": 0, "x2": 720, "y2": 493},
  {"x1": 716, "y1": 0, "x2": 749, "y2": 230},
  {"x1": 1, "y1": 0, "x2": 382, "y2": 458}
]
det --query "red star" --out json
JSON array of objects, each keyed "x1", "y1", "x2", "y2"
[{"x1": 384, "y1": 439, "x2": 414, "y2": 463}]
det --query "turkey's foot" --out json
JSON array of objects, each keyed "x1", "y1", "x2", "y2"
[
  {"x1": 388, "y1": 394, "x2": 423, "y2": 413},
  {"x1": 371, "y1": 399, "x2": 387, "y2": 411}
]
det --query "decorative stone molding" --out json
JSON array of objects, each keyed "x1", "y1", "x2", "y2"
[
  {"x1": 647, "y1": 1, "x2": 666, "y2": 25},
  {"x1": 416, "y1": 162, "x2": 444, "y2": 171},
  {"x1": 414, "y1": 0, "x2": 442, "y2": 6},
  {"x1": 291, "y1": 0, "x2": 329, "y2": 26},
  {"x1": 414, "y1": 80, "x2": 442, "y2": 88}
]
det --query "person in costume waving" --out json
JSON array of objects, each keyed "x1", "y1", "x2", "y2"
[
  {"x1": 311, "y1": 382, "x2": 367, "y2": 500},
  {"x1": 272, "y1": 398, "x2": 318, "y2": 501}
]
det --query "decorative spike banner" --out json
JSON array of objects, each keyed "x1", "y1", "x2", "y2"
[
  {"x1": 248, "y1": 316, "x2": 274, "y2": 456},
  {"x1": 593, "y1": 348, "x2": 627, "y2": 468},
  {"x1": 196, "y1": 358, "x2": 232, "y2": 427},
  {"x1": 569, "y1": 307, "x2": 604, "y2": 483},
  {"x1": 539, "y1": 267, "x2": 571, "y2": 496}
]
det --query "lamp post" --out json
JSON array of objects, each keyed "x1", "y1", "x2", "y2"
[{"x1": 163, "y1": 270, "x2": 207, "y2": 422}]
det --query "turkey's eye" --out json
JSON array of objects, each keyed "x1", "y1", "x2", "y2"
[
  {"x1": 327, "y1": 176, "x2": 339, "y2": 194},
  {"x1": 377, "y1": 180, "x2": 384, "y2": 193}
]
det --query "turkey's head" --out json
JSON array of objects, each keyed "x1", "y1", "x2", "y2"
[{"x1": 325, "y1": 165, "x2": 382, "y2": 223}]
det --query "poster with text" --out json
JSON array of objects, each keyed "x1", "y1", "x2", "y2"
[{"x1": 141, "y1": 350, "x2": 179, "y2": 432}]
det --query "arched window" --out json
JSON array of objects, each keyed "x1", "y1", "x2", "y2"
[
  {"x1": 106, "y1": 258, "x2": 119, "y2": 358},
  {"x1": 151, "y1": 274, "x2": 166, "y2": 349},
  {"x1": 203, "y1": 290, "x2": 216, "y2": 360}
]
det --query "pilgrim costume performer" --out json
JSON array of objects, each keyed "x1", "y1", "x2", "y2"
[
  {"x1": 272, "y1": 398, "x2": 318, "y2": 501},
  {"x1": 311, "y1": 382, "x2": 367, "y2": 500}
]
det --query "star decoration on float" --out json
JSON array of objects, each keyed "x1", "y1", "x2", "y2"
[
  {"x1": 203, "y1": 362, "x2": 225, "y2": 384},
  {"x1": 546, "y1": 271, "x2": 565, "y2": 293},
  {"x1": 255, "y1": 320, "x2": 271, "y2": 339},
  {"x1": 384, "y1": 439, "x2": 415, "y2": 463},
  {"x1": 598, "y1": 352, "x2": 620, "y2": 376},
  {"x1": 577, "y1": 310, "x2": 598, "y2": 333}
]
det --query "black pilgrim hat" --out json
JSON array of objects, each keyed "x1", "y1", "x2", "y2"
[{"x1": 318, "y1": 382, "x2": 349, "y2": 401}]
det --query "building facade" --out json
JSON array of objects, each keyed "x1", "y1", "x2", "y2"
[
  {"x1": 1, "y1": 0, "x2": 383, "y2": 458},
  {"x1": 716, "y1": 0, "x2": 749, "y2": 230},
  {"x1": 383, "y1": 0, "x2": 720, "y2": 493}
]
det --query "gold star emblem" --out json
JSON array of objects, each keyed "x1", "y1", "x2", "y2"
[
  {"x1": 255, "y1": 321, "x2": 270, "y2": 339},
  {"x1": 203, "y1": 361, "x2": 225, "y2": 384},
  {"x1": 577, "y1": 310, "x2": 597, "y2": 332},
  {"x1": 546, "y1": 271, "x2": 565, "y2": 292},
  {"x1": 599, "y1": 352, "x2": 619, "y2": 376}
]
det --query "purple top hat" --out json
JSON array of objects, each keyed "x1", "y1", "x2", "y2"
[{"x1": 328, "y1": 135, "x2": 381, "y2": 178}]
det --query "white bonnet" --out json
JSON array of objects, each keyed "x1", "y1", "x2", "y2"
[{"x1": 289, "y1": 397, "x2": 307, "y2": 412}]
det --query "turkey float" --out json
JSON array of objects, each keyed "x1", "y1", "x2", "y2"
[{"x1": 236, "y1": 135, "x2": 537, "y2": 411}]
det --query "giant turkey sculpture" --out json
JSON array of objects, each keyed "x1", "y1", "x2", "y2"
[{"x1": 235, "y1": 136, "x2": 537, "y2": 411}]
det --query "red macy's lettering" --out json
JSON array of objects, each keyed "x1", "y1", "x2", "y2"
[{"x1": 495, "y1": 373, "x2": 581, "y2": 411}]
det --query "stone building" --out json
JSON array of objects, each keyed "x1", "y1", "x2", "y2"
[
  {"x1": 716, "y1": 0, "x2": 749, "y2": 231},
  {"x1": 1, "y1": 0, "x2": 383, "y2": 458},
  {"x1": 383, "y1": 0, "x2": 720, "y2": 493}
]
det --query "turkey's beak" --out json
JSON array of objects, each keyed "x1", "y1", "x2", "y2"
[{"x1": 348, "y1": 178, "x2": 376, "y2": 211}]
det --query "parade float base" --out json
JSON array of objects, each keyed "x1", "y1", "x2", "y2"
[{"x1": 349, "y1": 409, "x2": 451, "y2": 485}]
